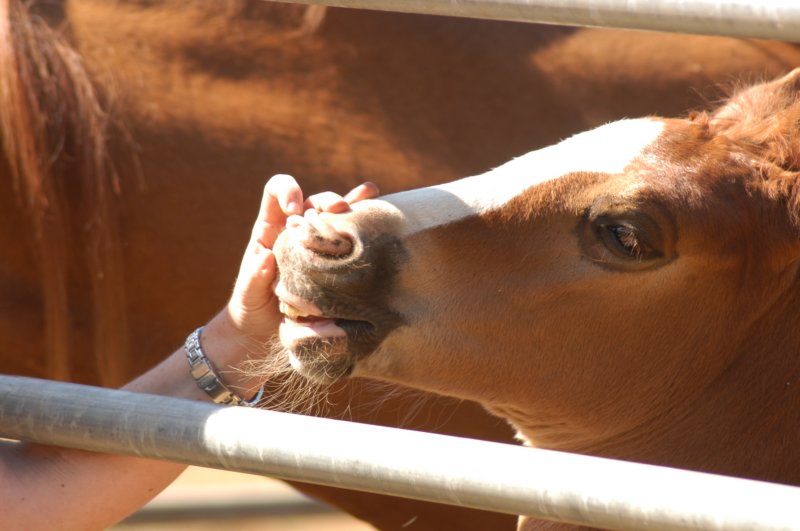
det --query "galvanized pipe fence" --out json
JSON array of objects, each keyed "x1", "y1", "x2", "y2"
[
  {"x1": 1, "y1": 376, "x2": 799, "y2": 530},
  {"x1": 273, "y1": 0, "x2": 800, "y2": 41}
]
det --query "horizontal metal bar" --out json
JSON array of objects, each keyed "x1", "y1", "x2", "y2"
[
  {"x1": 272, "y1": 0, "x2": 800, "y2": 41},
  {"x1": 1, "y1": 375, "x2": 799, "y2": 530}
]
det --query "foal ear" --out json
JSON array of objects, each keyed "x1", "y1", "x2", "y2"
[
  {"x1": 709, "y1": 68, "x2": 800, "y2": 171},
  {"x1": 710, "y1": 68, "x2": 800, "y2": 129}
]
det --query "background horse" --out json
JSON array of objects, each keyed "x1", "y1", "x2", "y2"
[
  {"x1": 272, "y1": 69, "x2": 800, "y2": 529},
  {"x1": 2, "y1": 0, "x2": 799, "y2": 528}
]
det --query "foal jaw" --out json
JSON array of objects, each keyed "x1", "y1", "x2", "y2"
[{"x1": 273, "y1": 207, "x2": 406, "y2": 383}]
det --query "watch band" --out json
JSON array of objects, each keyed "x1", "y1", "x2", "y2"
[{"x1": 185, "y1": 327, "x2": 264, "y2": 407}]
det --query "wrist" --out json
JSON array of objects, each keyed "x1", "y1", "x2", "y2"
[{"x1": 191, "y1": 312, "x2": 267, "y2": 403}]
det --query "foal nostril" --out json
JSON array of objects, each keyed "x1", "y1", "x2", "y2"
[
  {"x1": 304, "y1": 229, "x2": 353, "y2": 257},
  {"x1": 301, "y1": 213, "x2": 354, "y2": 258}
]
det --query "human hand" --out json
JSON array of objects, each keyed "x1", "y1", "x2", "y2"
[
  {"x1": 198, "y1": 175, "x2": 377, "y2": 399},
  {"x1": 226, "y1": 174, "x2": 303, "y2": 337},
  {"x1": 227, "y1": 175, "x2": 379, "y2": 338}
]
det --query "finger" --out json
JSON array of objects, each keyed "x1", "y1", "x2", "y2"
[
  {"x1": 264, "y1": 174, "x2": 304, "y2": 221},
  {"x1": 235, "y1": 244, "x2": 276, "y2": 297},
  {"x1": 343, "y1": 181, "x2": 379, "y2": 204},
  {"x1": 229, "y1": 245, "x2": 281, "y2": 332},
  {"x1": 304, "y1": 191, "x2": 349, "y2": 213},
  {"x1": 254, "y1": 174, "x2": 303, "y2": 247},
  {"x1": 285, "y1": 213, "x2": 306, "y2": 230}
]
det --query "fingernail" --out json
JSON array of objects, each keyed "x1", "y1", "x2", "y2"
[{"x1": 286, "y1": 201, "x2": 301, "y2": 214}]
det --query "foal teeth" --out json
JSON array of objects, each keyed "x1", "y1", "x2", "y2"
[{"x1": 279, "y1": 300, "x2": 314, "y2": 320}]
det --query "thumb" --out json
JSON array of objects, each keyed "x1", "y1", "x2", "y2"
[{"x1": 229, "y1": 244, "x2": 280, "y2": 332}]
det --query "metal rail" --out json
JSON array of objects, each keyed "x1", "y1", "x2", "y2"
[
  {"x1": 1, "y1": 376, "x2": 798, "y2": 530},
  {"x1": 273, "y1": 0, "x2": 800, "y2": 41}
]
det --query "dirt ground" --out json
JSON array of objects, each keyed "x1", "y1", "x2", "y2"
[{"x1": 113, "y1": 466, "x2": 373, "y2": 530}]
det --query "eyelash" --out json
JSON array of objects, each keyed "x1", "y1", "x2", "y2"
[{"x1": 602, "y1": 224, "x2": 652, "y2": 260}]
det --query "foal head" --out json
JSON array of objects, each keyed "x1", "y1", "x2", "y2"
[{"x1": 272, "y1": 70, "x2": 800, "y2": 454}]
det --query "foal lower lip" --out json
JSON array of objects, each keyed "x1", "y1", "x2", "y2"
[{"x1": 279, "y1": 317, "x2": 346, "y2": 343}]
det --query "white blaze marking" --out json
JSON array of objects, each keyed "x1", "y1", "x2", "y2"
[{"x1": 370, "y1": 119, "x2": 665, "y2": 235}]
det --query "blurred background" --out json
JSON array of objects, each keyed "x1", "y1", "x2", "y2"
[{"x1": 114, "y1": 467, "x2": 373, "y2": 530}]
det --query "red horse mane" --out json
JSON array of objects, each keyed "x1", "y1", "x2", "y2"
[{"x1": 0, "y1": 0, "x2": 126, "y2": 384}]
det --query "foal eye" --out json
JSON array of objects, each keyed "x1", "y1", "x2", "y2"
[
  {"x1": 600, "y1": 224, "x2": 658, "y2": 260},
  {"x1": 580, "y1": 198, "x2": 674, "y2": 271}
]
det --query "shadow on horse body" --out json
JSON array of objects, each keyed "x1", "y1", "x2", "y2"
[{"x1": 2, "y1": 1, "x2": 800, "y2": 529}]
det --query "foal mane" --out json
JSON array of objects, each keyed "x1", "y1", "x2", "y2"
[{"x1": 0, "y1": 0, "x2": 127, "y2": 385}]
